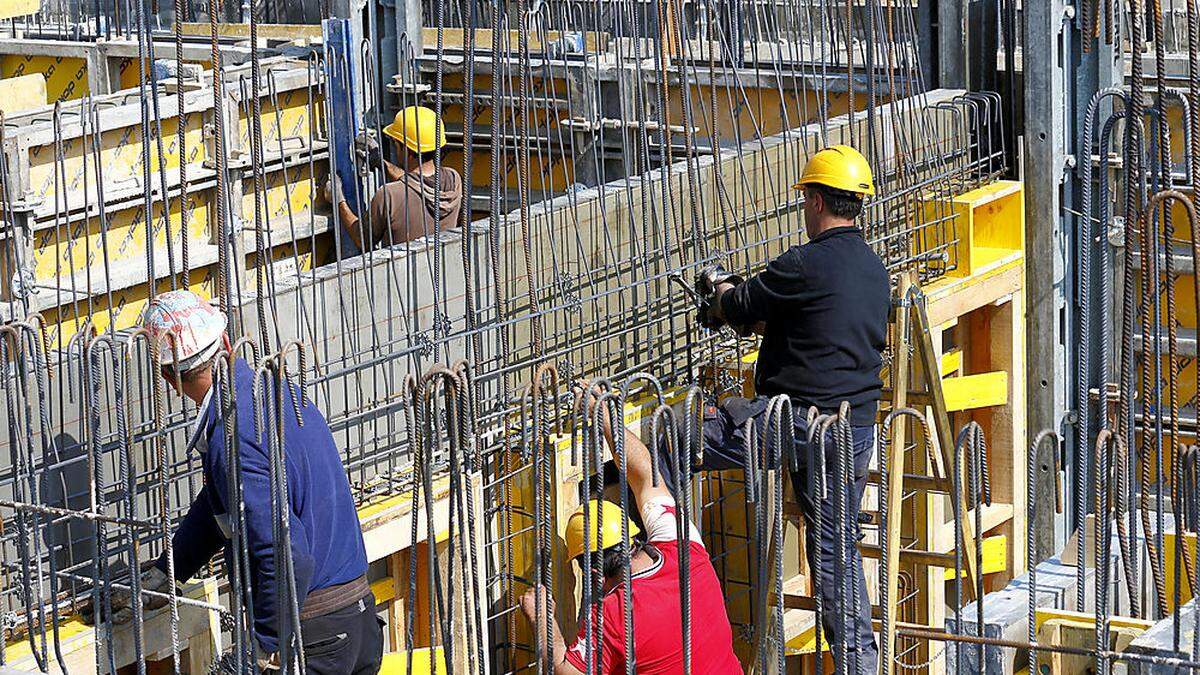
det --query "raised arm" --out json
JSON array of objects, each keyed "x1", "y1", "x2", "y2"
[
  {"x1": 579, "y1": 382, "x2": 674, "y2": 512},
  {"x1": 613, "y1": 426, "x2": 672, "y2": 512}
]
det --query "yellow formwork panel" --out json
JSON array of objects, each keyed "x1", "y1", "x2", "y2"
[
  {"x1": 26, "y1": 111, "x2": 208, "y2": 212},
  {"x1": 455, "y1": 147, "x2": 575, "y2": 195},
  {"x1": 919, "y1": 180, "x2": 1025, "y2": 278},
  {"x1": 31, "y1": 187, "x2": 211, "y2": 284},
  {"x1": 666, "y1": 85, "x2": 859, "y2": 140},
  {"x1": 241, "y1": 165, "x2": 320, "y2": 228},
  {"x1": 0, "y1": 0, "x2": 41, "y2": 19},
  {"x1": 0, "y1": 54, "x2": 87, "y2": 101},
  {"x1": 236, "y1": 87, "x2": 319, "y2": 158},
  {"x1": 0, "y1": 73, "x2": 46, "y2": 114},
  {"x1": 117, "y1": 57, "x2": 155, "y2": 91},
  {"x1": 1162, "y1": 531, "x2": 1198, "y2": 612},
  {"x1": 42, "y1": 265, "x2": 218, "y2": 349}
]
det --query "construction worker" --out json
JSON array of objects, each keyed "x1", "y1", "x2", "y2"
[
  {"x1": 330, "y1": 105, "x2": 464, "y2": 251},
  {"x1": 519, "y1": 386, "x2": 742, "y2": 674},
  {"x1": 693, "y1": 145, "x2": 889, "y2": 671},
  {"x1": 83, "y1": 290, "x2": 382, "y2": 673}
]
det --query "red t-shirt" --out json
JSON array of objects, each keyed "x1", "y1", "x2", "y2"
[{"x1": 563, "y1": 497, "x2": 742, "y2": 674}]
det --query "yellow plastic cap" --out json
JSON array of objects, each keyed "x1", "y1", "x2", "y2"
[
  {"x1": 792, "y1": 144, "x2": 876, "y2": 196},
  {"x1": 382, "y1": 105, "x2": 447, "y2": 154},
  {"x1": 565, "y1": 499, "x2": 641, "y2": 561}
]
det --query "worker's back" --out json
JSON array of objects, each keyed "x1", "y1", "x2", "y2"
[
  {"x1": 367, "y1": 167, "x2": 464, "y2": 246},
  {"x1": 726, "y1": 225, "x2": 890, "y2": 425},
  {"x1": 565, "y1": 499, "x2": 742, "y2": 674},
  {"x1": 201, "y1": 358, "x2": 369, "y2": 649}
]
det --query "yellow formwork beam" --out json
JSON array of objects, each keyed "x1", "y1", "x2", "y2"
[
  {"x1": 943, "y1": 534, "x2": 1008, "y2": 579},
  {"x1": 379, "y1": 646, "x2": 448, "y2": 675},
  {"x1": 941, "y1": 371, "x2": 1008, "y2": 412},
  {"x1": 1163, "y1": 531, "x2": 1198, "y2": 611},
  {"x1": 919, "y1": 180, "x2": 1025, "y2": 278},
  {"x1": 939, "y1": 348, "x2": 962, "y2": 377}
]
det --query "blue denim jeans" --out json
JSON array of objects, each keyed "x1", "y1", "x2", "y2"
[{"x1": 690, "y1": 396, "x2": 879, "y2": 673}]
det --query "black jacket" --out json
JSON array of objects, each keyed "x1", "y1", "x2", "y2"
[{"x1": 720, "y1": 226, "x2": 890, "y2": 425}]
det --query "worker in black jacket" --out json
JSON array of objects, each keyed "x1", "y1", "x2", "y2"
[{"x1": 695, "y1": 145, "x2": 890, "y2": 673}]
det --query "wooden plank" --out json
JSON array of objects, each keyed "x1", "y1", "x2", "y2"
[
  {"x1": 880, "y1": 271, "x2": 913, "y2": 675},
  {"x1": 178, "y1": 21, "x2": 323, "y2": 41},
  {"x1": 420, "y1": 27, "x2": 610, "y2": 53},
  {"x1": 924, "y1": 258, "x2": 1023, "y2": 326},
  {"x1": 913, "y1": 291, "x2": 980, "y2": 599}
]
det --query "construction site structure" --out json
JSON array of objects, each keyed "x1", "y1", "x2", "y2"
[{"x1": 0, "y1": 0, "x2": 1195, "y2": 673}]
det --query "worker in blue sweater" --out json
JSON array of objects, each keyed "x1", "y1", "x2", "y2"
[{"x1": 86, "y1": 290, "x2": 381, "y2": 673}]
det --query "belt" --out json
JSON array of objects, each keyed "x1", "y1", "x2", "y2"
[{"x1": 300, "y1": 573, "x2": 371, "y2": 621}]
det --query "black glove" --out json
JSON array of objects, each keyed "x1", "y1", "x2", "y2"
[
  {"x1": 354, "y1": 130, "x2": 382, "y2": 175},
  {"x1": 693, "y1": 265, "x2": 744, "y2": 330}
]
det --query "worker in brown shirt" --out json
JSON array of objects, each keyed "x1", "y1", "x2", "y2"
[{"x1": 330, "y1": 105, "x2": 464, "y2": 251}]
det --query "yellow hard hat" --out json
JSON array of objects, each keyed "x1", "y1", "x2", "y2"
[
  {"x1": 793, "y1": 145, "x2": 876, "y2": 196},
  {"x1": 382, "y1": 105, "x2": 447, "y2": 154},
  {"x1": 565, "y1": 500, "x2": 641, "y2": 561}
]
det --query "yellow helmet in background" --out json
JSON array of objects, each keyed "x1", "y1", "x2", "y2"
[
  {"x1": 793, "y1": 144, "x2": 876, "y2": 197},
  {"x1": 383, "y1": 105, "x2": 447, "y2": 154},
  {"x1": 565, "y1": 499, "x2": 641, "y2": 561}
]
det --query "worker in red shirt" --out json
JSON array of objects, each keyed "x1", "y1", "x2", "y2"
[{"x1": 519, "y1": 392, "x2": 741, "y2": 674}]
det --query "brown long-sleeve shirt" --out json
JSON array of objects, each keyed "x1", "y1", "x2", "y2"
[{"x1": 365, "y1": 167, "x2": 463, "y2": 247}]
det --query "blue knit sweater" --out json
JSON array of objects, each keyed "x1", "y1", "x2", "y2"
[{"x1": 156, "y1": 358, "x2": 368, "y2": 652}]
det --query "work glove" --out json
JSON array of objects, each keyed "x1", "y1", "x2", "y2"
[
  {"x1": 208, "y1": 643, "x2": 281, "y2": 674},
  {"x1": 354, "y1": 129, "x2": 382, "y2": 175},
  {"x1": 323, "y1": 176, "x2": 343, "y2": 205},
  {"x1": 693, "y1": 264, "x2": 744, "y2": 330},
  {"x1": 80, "y1": 561, "x2": 175, "y2": 626},
  {"x1": 256, "y1": 643, "x2": 281, "y2": 672}
]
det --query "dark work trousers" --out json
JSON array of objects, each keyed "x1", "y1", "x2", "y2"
[
  {"x1": 298, "y1": 594, "x2": 384, "y2": 675},
  {"x1": 679, "y1": 397, "x2": 878, "y2": 674}
]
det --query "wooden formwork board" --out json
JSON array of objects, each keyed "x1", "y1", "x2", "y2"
[{"x1": 2, "y1": 577, "x2": 222, "y2": 674}]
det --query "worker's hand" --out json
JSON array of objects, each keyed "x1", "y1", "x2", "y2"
[
  {"x1": 80, "y1": 561, "x2": 176, "y2": 626},
  {"x1": 694, "y1": 265, "x2": 743, "y2": 330},
  {"x1": 140, "y1": 563, "x2": 174, "y2": 612},
  {"x1": 79, "y1": 584, "x2": 133, "y2": 626},
  {"x1": 573, "y1": 379, "x2": 615, "y2": 442},
  {"x1": 256, "y1": 642, "x2": 282, "y2": 672},
  {"x1": 519, "y1": 585, "x2": 556, "y2": 623},
  {"x1": 323, "y1": 176, "x2": 343, "y2": 205},
  {"x1": 693, "y1": 264, "x2": 743, "y2": 301},
  {"x1": 354, "y1": 130, "x2": 382, "y2": 174}
]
